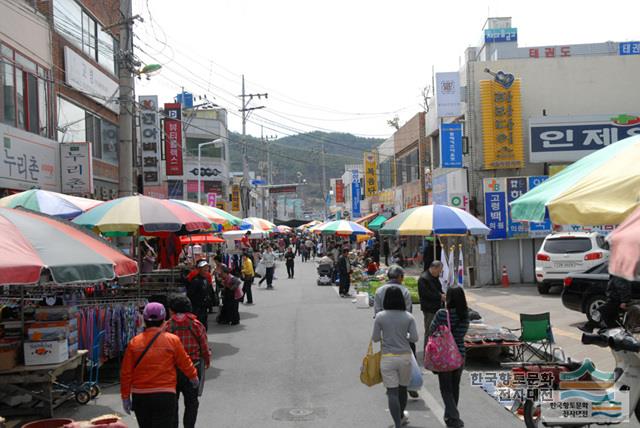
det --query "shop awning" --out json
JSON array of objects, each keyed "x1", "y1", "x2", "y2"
[
  {"x1": 368, "y1": 215, "x2": 388, "y2": 230},
  {"x1": 354, "y1": 212, "x2": 378, "y2": 225}
]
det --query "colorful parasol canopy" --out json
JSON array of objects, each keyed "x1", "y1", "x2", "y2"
[
  {"x1": 242, "y1": 217, "x2": 276, "y2": 231},
  {"x1": 169, "y1": 199, "x2": 242, "y2": 229},
  {"x1": 0, "y1": 208, "x2": 138, "y2": 285},
  {"x1": 312, "y1": 220, "x2": 373, "y2": 236},
  {"x1": 223, "y1": 229, "x2": 268, "y2": 240},
  {"x1": 73, "y1": 195, "x2": 211, "y2": 234},
  {"x1": 380, "y1": 205, "x2": 490, "y2": 236},
  {"x1": 354, "y1": 212, "x2": 378, "y2": 225},
  {"x1": 298, "y1": 220, "x2": 322, "y2": 230},
  {"x1": 607, "y1": 205, "x2": 640, "y2": 281},
  {"x1": 367, "y1": 215, "x2": 389, "y2": 231},
  {"x1": 0, "y1": 189, "x2": 103, "y2": 219},
  {"x1": 179, "y1": 234, "x2": 225, "y2": 245},
  {"x1": 276, "y1": 225, "x2": 292, "y2": 233},
  {"x1": 511, "y1": 134, "x2": 640, "y2": 225}
]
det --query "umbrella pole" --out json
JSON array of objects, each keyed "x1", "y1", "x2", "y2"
[
  {"x1": 136, "y1": 233, "x2": 141, "y2": 300},
  {"x1": 433, "y1": 233, "x2": 437, "y2": 261}
]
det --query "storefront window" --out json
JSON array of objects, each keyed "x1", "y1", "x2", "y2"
[
  {"x1": 101, "y1": 120, "x2": 118, "y2": 164},
  {"x1": 38, "y1": 76, "x2": 48, "y2": 136},
  {"x1": 85, "y1": 113, "x2": 101, "y2": 158},
  {"x1": 57, "y1": 96, "x2": 86, "y2": 143},
  {"x1": 1, "y1": 59, "x2": 15, "y2": 126},
  {"x1": 15, "y1": 69, "x2": 24, "y2": 129},
  {"x1": 53, "y1": 0, "x2": 82, "y2": 48},
  {"x1": 98, "y1": 30, "x2": 116, "y2": 75}
]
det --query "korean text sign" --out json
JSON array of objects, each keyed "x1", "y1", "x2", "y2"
[
  {"x1": 619, "y1": 41, "x2": 640, "y2": 55},
  {"x1": 440, "y1": 123, "x2": 463, "y2": 168},
  {"x1": 61, "y1": 142, "x2": 93, "y2": 194},
  {"x1": 480, "y1": 79, "x2": 525, "y2": 170},
  {"x1": 484, "y1": 28, "x2": 517, "y2": 43},
  {"x1": 506, "y1": 177, "x2": 527, "y2": 238},
  {"x1": 484, "y1": 191, "x2": 507, "y2": 240},
  {"x1": 528, "y1": 176, "x2": 552, "y2": 236},
  {"x1": 351, "y1": 170, "x2": 361, "y2": 218},
  {"x1": 140, "y1": 96, "x2": 161, "y2": 185},
  {"x1": 335, "y1": 179, "x2": 344, "y2": 203},
  {"x1": 164, "y1": 103, "x2": 183, "y2": 176},
  {"x1": 435, "y1": 72, "x2": 461, "y2": 118},
  {"x1": 363, "y1": 152, "x2": 378, "y2": 197}
]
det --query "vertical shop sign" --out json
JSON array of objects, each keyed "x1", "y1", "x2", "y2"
[
  {"x1": 351, "y1": 169, "x2": 361, "y2": 217},
  {"x1": 231, "y1": 184, "x2": 241, "y2": 211},
  {"x1": 60, "y1": 142, "x2": 93, "y2": 194},
  {"x1": 164, "y1": 103, "x2": 183, "y2": 176},
  {"x1": 440, "y1": 123, "x2": 463, "y2": 168},
  {"x1": 207, "y1": 193, "x2": 217, "y2": 207},
  {"x1": 139, "y1": 96, "x2": 161, "y2": 185},
  {"x1": 506, "y1": 177, "x2": 528, "y2": 238},
  {"x1": 364, "y1": 152, "x2": 378, "y2": 197},
  {"x1": 528, "y1": 176, "x2": 553, "y2": 237},
  {"x1": 484, "y1": 192, "x2": 507, "y2": 240},
  {"x1": 435, "y1": 72, "x2": 461, "y2": 118},
  {"x1": 335, "y1": 179, "x2": 344, "y2": 203},
  {"x1": 480, "y1": 79, "x2": 525, "y2": 169}
]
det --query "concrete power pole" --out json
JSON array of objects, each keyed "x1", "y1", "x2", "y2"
[
  {"x1": 321, "y1": 141, "x2": 327, "y2": 220},
  {"x1": 239, "y1": 75, "x2": 267, "y2": 217},
  {"x1": 117, "y1": 0, "x2": 135, "y2": 197}
]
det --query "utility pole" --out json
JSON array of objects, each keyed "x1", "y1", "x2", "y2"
[
  {"x1": 239, "y1": 75, "x2": 267, "y2": 217},
  {"x1": 117, "y1": 0, "x2": 136, "y2": 197},
  {"x1": 321, "y1": 141, "x2": 328, "y2": 220}
]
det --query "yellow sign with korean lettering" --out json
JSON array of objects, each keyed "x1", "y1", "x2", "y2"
[
  {"x1": 364, "y1": 151, "x2": 378, "y2": 197},
  {"x1": 480, "y1": 79, "x2": 524, "y2": 169},
  {"x1": 231, "y1": 184, "x2": 241, "y2": 212}
]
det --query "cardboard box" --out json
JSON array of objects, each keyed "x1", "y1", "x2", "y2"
[
  {"x1": 0, "y1": 348, "x2": 17, "y2": 371},
  {"x1": 24, "y1": 340, "x2": 69, "y2": 366},
  {"x1": 27, "y1": 318, "x2": 78, "y2": 331}
]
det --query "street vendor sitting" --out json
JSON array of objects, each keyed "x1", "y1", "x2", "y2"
[
  {"x1": 366, "y1": 258, "x2": 379, "y2": 275},
  {"x1": 317, "y1": 252, "x2": 334, "y2": 268}
]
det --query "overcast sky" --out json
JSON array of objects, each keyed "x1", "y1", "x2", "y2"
[{"x1": 133, "y1": 0, "x2": 639, "y2": 139}]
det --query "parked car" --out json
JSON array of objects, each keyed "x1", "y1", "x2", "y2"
[
  {"x1": 561, "y1": 263, "x2": 640, "y2": 323},
  {"x1": 535, "y1": 232, "x2": 610, "y2": 294}
]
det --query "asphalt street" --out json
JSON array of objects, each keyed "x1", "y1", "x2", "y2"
[{"x1": 53, "y1": 261, "x2": 640, "y2": 427}]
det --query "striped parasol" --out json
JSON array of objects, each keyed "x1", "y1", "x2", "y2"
[
  {"x1": 169, "y1": 199, "x2": 242, "y2": 230},
  {"x1": 0, "y1": 208, "x2": 137, "y2": 285},
  {"x1": 242, "y1": 217, "x2": 276, "y2": 231},
  {"x1": 73, "y1": 195, "x2": 211, "y2": 234},
  {"x1": 380, "y1": 205, "x2": 490, "y2": 236},
  {"x1": 312, "y1": 220, "x2": 373, "y2": 236},
  {"x1": 0, "y1": 189, "x2": 103, "y2": 219},
  {"x1": 276, "y1": 225, "x2": 292, "y2": 233},
  {"x1": 511, "y1": 134, "x2": 640, "y2": 225}
]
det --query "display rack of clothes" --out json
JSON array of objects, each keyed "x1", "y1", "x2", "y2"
[{"x1": 76, "y1": 300, "x2": 146, "y2": 362}]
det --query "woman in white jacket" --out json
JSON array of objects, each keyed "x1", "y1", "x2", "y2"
[{"x1": 258, "y1": 246, "x2": 276, "y2": 289}]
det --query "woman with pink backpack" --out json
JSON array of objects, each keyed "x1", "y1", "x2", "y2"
[{"x1": 427, "y1": 286, "x2": 470, "y2": 428}]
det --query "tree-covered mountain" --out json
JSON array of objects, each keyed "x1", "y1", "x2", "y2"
[{"x1": 228, "y1": 131, "x2": 384, "y2": 209}]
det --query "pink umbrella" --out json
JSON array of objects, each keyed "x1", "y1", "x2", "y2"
[{"x1": 607, "y1": 205, "x2": 640, "y2": 281}]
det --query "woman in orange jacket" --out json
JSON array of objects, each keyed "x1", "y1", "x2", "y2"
[{"x1": 120, "y1": 302, "x2": 198, "y2": 428}]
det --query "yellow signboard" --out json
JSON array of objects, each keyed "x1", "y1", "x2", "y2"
[
  {"x1": 231, "y1": 185, "x2": 240, "y2": 212},
  {"x1": 364, "y1": 151, "x2": 378, "y2": 197},
  {"x1": 480, "y1": 79, "x2": 524, "y2": 169}
]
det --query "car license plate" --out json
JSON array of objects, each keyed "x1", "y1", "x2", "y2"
[{"x1": 554, "y1": 262, "x2": 576, "y2": 268}]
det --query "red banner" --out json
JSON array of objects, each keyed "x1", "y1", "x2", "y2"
[
  {"x1": 164, "y1": 103, "x2": 183, "y2": 176},
  {"x1": 335, "y1": 179, "x2": 344, "y2": 203}
]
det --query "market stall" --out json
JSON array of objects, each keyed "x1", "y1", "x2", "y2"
[{"x1": 0, "y1": 207, "x2": 139, "y2": 418}]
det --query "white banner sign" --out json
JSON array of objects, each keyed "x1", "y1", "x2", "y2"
[
  {"x1": 60, "y1": 142, "x2": 93, "y2": 194},
  {"x1": 64, "y1": 46, "x2": 119, "y2": 113},
  {"x1": 436, "y1": 72, "x2": 461, "y2": 118},
  {"x1": 0, "y1": 123, "x2": 59, "y2": 191},
  {"x1": 139, "y1": 96, "x2": 161, "y2": 186}
]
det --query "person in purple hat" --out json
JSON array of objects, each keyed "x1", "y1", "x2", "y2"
[{"x1": 120, "y1": 302, "x2": 198, "y2": 428}]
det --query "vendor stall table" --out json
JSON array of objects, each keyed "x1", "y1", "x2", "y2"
[{"x1": 0, "y1": 350, "x2": 87, "y2": 418}]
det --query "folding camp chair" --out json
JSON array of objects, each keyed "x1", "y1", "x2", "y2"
[{"x1": 511, "y1": 313, "x2": 563, "y2": 362}]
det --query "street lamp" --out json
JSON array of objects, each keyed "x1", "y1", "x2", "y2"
[{"x1": 197, "y1": 138, "x2": 223, "y2": 204}]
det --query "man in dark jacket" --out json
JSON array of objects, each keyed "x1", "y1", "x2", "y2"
[
  {"x1": 580, "y1": 275, "x2": 632, "y2": 332},
  {"x1": 187, "y1": 260, "x2": 212, "y2": 329},
  {"x1": 418, "y1": 261, "x2": 445, "y2": 349},
  {"x1": 336, "y1": 248, "x2": 351, "y2": 297}
]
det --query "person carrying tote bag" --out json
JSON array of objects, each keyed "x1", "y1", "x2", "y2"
[
  {"x1": 371, "y1": 286, "x2": 418, "y2": 428},
  {"x1": 426, "y1": 286, "x2": 470, "y2": 428}
]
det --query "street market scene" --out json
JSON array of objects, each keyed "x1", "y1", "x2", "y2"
[{"x1": 1, "y1": 1, "x2": 640, "y2": 427}]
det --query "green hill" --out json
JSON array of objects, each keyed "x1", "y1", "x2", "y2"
[{"x1": 228, "y1": 131, "x2": 384, "y2": 208}]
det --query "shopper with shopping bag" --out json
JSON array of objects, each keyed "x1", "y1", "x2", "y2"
[
  {"x1": 371, "y1": 286, "x2": 419, "y2": 428},
  {"x1": 426, "y1": 286, "x2": 470, "y2": 428}
]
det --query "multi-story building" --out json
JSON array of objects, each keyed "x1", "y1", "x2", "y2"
[{"x1": 426, "y1": 17, "x2": 640, "y2": 285}]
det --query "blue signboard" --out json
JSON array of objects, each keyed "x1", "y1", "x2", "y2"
[
  {"x1": 506, "y1": 177, "x2": 528, "y2": 238},
  {"x1": 176, "y1": 91, "x2": 194, "y2": 109},
  {"x1": 440, "y1": 123, "x2": 463, "y2": 168},
  {"x1": 351, "y1": 170, "x2": 361, "y2": 217},
  {"x1": 619, "y1": 41, "x2": 640, "y2": 55},
  {"x1": 529, "y1": 116, "x2": 640, "y2": 163},
  {"x1": 528, "y1": 176, "x2": 552, "y2": 236},
  {"x1": 484, "y1": 192, "x2": 507, "y2": 240},
  {"x1": 167, "y1": 180, "x2": 184, "y2": 199},
  {"x1": 484, "y1": 28, "x2": 517, "y2": 43}
]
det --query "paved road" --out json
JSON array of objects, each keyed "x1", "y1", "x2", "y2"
[{"x1": 54, "y1": 262, "x2": 639, "y2": 427}]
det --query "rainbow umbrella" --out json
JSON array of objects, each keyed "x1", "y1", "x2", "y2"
[
  {"x1": 169, "y1": 199, "x2": 242, "y2": 230},
  {"x1": 0, "y1": 189, "x2": 103, "y2": 219},
  {"x1": 0, "y1": 208, "x2": 137, "y2": 285},
  {"x1": 276, "y1": 225, "x2": 292, "y2": 233},
  {"x1": 511, "y1": 134, "x2": 640, "y2": 225},
  {"x1": 73, "y1": 195, "x2": 211, "y2": 234},
  {"x1": 298, "y1": 220, "x2": 322, "y2": 230},
  {"x1": 243, "y1": 217, "x2": 276, "y2": 231},
  {"x1": 313, "y1": 220, "x2": 373, "y2": 236},
  {"x1": 380, "y1": 205, "x2": 490, "y2": 236}
]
